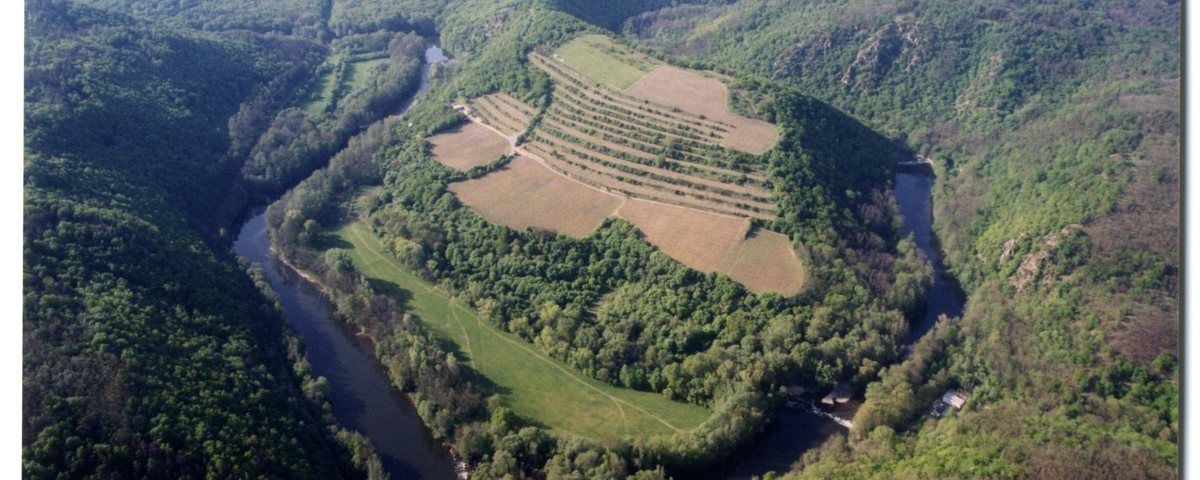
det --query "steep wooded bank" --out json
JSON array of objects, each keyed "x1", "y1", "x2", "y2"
[
  {"x1": 73, "y1": 0, "x2": 330, "y2": 37},
  {"x1": 618, "y1": 1, "x2": 1178, "y2": 477},
  {"x1": 23, "y1": 1, "x2": 381, "y2": 477},
  {"x1": 239, "y1": 30, "x2": 426, "y2": 193}
]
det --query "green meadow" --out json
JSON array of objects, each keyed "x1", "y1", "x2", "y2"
[
  {"x1": 302, "y1": 56, "x2": 389, "y2": 117},
  {"x1": 301, "y1": 69, "x2": 338, "y2": 117},
  {"x1": 554, "y1": 34, "x2": 655, "y2": 90},
  {"x1": 330, "y1": 221, "x2": 711, "y2": 442},
  {"x1": 345, "y1": 57, "x2": 389, "y2": 92}
]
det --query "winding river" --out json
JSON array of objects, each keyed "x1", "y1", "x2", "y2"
[
  {"x1": 234, "y1": 45, "x2": 457, "y2": 480},
  {"x1": 721, "y1": 170, "x2": 964, "y2": 478},
  {"x1": 233, "y1": 41, "x2": 962, "y2": 480}
]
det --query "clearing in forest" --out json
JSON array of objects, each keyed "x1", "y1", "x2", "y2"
[
  {"x1": 554, "y1": 34, "x2": 656, "y2": 90},
  {"x1": 428, "y1": 122, "x2": 511, "y2": 171},
  {"x1": 302, "y1": 69, "x2": 338, "y2": 116},
  {"x1": 448, "y1": 155, "x2": 623, "y2": 238},
  {"x1": 625, "y1": 66, "x2": 780, "y2": 155},
  {"x1": 333, "y1": 221, "x2": 712, "y2": 441},
  {"x1": 345, "y1": 56, "x2": 389, "y2": 92},
  {"x1": 301, "y1": 54, "x2": 391, "y2": 117}
]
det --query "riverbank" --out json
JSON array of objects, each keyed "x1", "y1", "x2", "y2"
[
  {"x1": 235, "y1": 213, "x2": 460, "y2": 479},
  {"x1": 893, "y1": 171, "x2": 965, "y2": 343},
  {"x1": 331, "y1": 220, "x2": 712, "y2": 441},
  {"x1": 721, "y1": 169, "x2": 965, "y2": 478},
  {"x1": 231, "y1": 44, "x2": 462, "y2": 480}
]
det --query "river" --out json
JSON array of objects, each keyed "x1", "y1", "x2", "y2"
[
  {"x1": 894, "y1": 171, "x2": 965, "y2": 341},
  {"x1": 233, "y1": 44, "x2": 458, "y2": 480},
  {"x1": 721, "y1": 170, "x2": 963, "y2": 478}
]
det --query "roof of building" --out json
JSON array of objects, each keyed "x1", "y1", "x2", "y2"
[{"x1": 942, "y1": 390, "x2": 967, "y2": 409}]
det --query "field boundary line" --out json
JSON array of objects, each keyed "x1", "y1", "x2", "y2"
[{"x1": 448, "y1": 302, "x2": 478, "y2": 369}]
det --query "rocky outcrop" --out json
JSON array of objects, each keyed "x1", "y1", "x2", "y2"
[{"x1": 1010, "y1": 225, "x2": 1084, "y2": 291}]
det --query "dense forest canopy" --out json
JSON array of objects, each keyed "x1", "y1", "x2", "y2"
[
  {"x1": 72, "y1": 0, "x2": 328, "y2": 36},
  {"x1": 23, "y1": 0, "x2": 385, "y2": 477},
  {"x1": 22, "y1": 0, "x2": 1179, "y2": 479}
]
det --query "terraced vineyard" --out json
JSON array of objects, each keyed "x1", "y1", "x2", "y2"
[
  {"x1": 466, "y1": 92, "x2": 535, "y2": 138},
  {"x1": 527, "y1": 51, "x2": 776, "y2": 220},
  {"x1": 437, "y1": 36, "x2": 805, "y2": 295}
]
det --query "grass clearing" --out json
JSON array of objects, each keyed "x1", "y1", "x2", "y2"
[
  {"x1": 301, "y1": 69, "x2": 338, "y2": 117},
  {"x1": 346, "y1": 57, "x2": 389, "y2": 92},
  {"x1": 448, "y1": 155, "x2": 623, "y2": 238},
  {"x1": 554, "y1": 34, "x2": 655, "y2": 90},
  {"x1": 428, "y1": 122, "x2": 511, "y2": 171},
  {"x1": 300, "y1": 55, "x2": 390, "y2": 117},
  {"x1": 331, "y1": 221, "x2": 711, "y2": 441}
]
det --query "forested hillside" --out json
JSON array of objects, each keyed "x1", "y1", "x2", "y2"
[
  {"x1": 239, "y1": 29, "x2": 426, "y2": 192},
  {"x1": 73, "y1": 0, "x2": 328, "y2": 36},
  {"x1": 24, "y1": 1, "x2": 379, "y2": 477},
  {"x1": 618, "y1": 0, "x2": 1179, "y2": 477}
]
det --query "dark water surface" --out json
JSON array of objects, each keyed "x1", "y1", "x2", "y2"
[
  {"x1": 722, "y1": 171, "x2": 962, "y2": 478},
  {"x1": 893, "y1": 172, "x2": 964, "y2": 342},
  {"x1": 233, "y1": 45, "x2": 457, "y2": 480},
  {"x1": 719, "y1": 409, "x2": 845, "y2": 479},
  {"x1": 235, "y1": 213, "x2": 457, "y2": 480}
]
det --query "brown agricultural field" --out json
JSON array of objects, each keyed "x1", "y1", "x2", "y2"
[
  {"x1": 440, "y1": 41, "x2": 802, "y2": 294},
  {"x1": 428, "y1": 122, "x2": 511, "y2": 171},
  {"x1": 448, "y1": 155, "x2": 623, "y2": 238},
  {"x1": 723, "y1": 229, "x2": 807, "y2": 296},
  {"x1": 616, "y1": 198, "x2": 749, "y2": 273},
  {"x1": 625, "y1": 66, "x2": 780, "y2": 155},
  {"x1": 616, "y1": 199, "x2": 805, "y2": 295}
]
